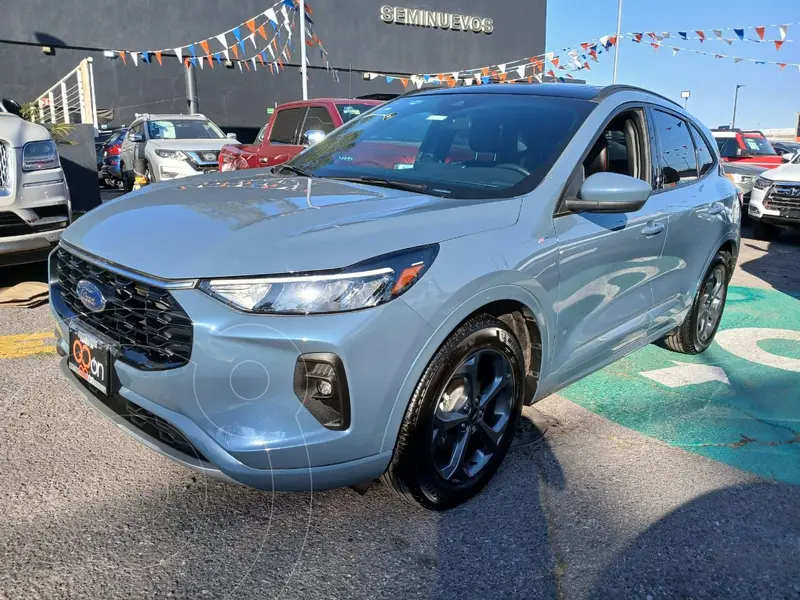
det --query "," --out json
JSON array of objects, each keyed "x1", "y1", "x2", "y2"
[{"x1": 50, "y1": 83, "x2": 739, "y2": 511}]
